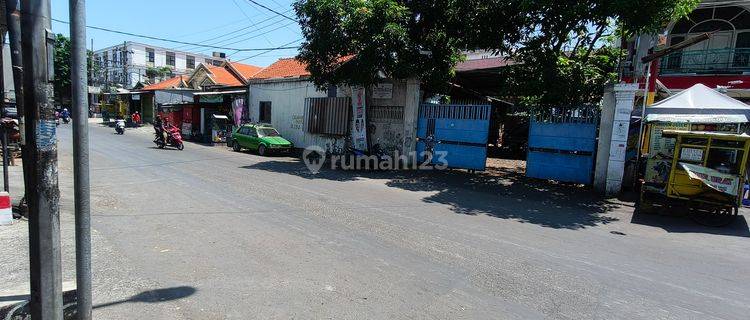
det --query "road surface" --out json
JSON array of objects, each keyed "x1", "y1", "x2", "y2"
[{"x1": 5, "y1": 122, "x2": 750, "y2": 319}]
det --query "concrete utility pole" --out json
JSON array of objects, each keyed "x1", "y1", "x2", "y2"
[
  {"x1": 5, "y1": 0, "x2": 31, "y2": 212},
  {"x1": 1, "y1": 33, "x2": 8, "y2": 193},
  {"x1": 21, "y1": 0, "x2": 64, "y2": 319},
  {"x1": 69, "y1": 0, "x2": 92, "y2": 319}
]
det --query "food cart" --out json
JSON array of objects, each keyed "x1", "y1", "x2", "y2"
[
  {"x1": 637, "y1": 84, "x2": 750, "y2": 226},
  {"x1": 640, "y1": 130, "x2": 750, "y2": 226}
]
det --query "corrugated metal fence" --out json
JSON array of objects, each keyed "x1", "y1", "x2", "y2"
[{"x1": 303, "y1": 97, "x2": 351, "y2": 136}]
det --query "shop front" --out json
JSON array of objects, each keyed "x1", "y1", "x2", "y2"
[{"x1": 193, "y1": 90, "x2": 247, "y2": 144}]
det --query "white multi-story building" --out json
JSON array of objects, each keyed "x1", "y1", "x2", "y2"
[{"x1": 92, "y1": 41, "x2": 227, "y2": 89}]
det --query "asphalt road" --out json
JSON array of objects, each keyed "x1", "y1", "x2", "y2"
[{"x1": 9, "y1": 122, "x2": 750, "y2": 319}]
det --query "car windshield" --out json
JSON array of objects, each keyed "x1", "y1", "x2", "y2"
[{"x1": 257, "y1": 128, "x2": 280, "y2": 137}]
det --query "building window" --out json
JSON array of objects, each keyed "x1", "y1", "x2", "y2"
[
  {"x1": 186, "y1": 55, "x2": 195, "y2": 69},
  {"x1": 205, "y1": 58, "x2": 213, "y2": 65},
  {"x1": 304, "y1": 97, "x2": 351, "y2": 136},
  {"x1": 146, "y1": 48, "x2": 155, "y2": 63},
  {"x1": 212, "y1": 60, "x2": 223, "y2": 66},
  {"x1": 103, "y1": 52, "x2": 108, "y2": 66},
  {"x1": 259, "y1": 101, "x2": 272, "y2": 123},
  {"x1": 166, "y1": 52, "x2": 176, "y2": 67}
]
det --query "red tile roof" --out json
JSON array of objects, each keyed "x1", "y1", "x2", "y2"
[
  {"x1": 252, "y1": 58, "x2": 311, "y2": 80},
  {"x1": 141, "y1": 75, "x2": 187, "y2": 91},
  {"x1": 207, "y1": 65, "x2": 244, "y2": 86},
  {"x1": 228, "y1": 62, "x2": 263, "y2": 80},
  {"x1": 456, "y1": 57, "x2": 515, "y2": 72}
]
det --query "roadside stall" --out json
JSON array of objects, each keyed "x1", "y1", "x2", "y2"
[
  {"x1": 193, "y1": 90, "x2": 246, "y2": 144},
  {"x1": 638, "y1": 84, "x2": 750, "y2": 225}
]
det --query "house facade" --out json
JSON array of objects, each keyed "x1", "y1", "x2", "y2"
[
  {"x1": 247, "y1": 58, "x2": 421, "y2": 155},
  {"x1": 622, "y1": 0, "x2": 750, "y2": 103},
  {"x1": 92, "y1": 41, "x2": 227, "y2": 89}
]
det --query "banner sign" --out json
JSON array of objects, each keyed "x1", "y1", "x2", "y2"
[
  {"x1": 372, "y1": 83, "x2": 393, "y2": 99},
  {"x1": 351, "y1": 86, "x2": 368, "y2": 151},
  {"x1": 680, "y1": 162, "x2": 739, "y2": 195}
]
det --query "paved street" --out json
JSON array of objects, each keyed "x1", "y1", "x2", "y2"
[{"x1": 2, "y1": 121, "x2": 750, "y2": 319}]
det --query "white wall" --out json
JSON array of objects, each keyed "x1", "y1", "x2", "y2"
[
  {"x1": 248, "y1": 80, "x2": 346, "y2": 149},
  {"x1": 248, "y1": 78, "x2": 421, "y2": 154}
]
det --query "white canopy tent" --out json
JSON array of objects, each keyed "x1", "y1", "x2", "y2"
[{"x1": 644, "y1": 83, "x2": 750, "y2": 123}]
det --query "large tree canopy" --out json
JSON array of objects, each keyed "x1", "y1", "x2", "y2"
[{"x1": 294, "y1": 0, "x2": 700, "y2": 105}]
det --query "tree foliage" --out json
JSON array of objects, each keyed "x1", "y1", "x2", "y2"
[
  {"x1": 146, "y1": 66, "x2": 174, "y2": 83},
  {"x1": 53, "y1": 34, "x2": 98, "y2": 106},
  {"x1": 295, "y1": 0, "x2": 700, "y2": 105},
  {"x1": 53, "y1": 34, "x2": 72, "y2": 105}
]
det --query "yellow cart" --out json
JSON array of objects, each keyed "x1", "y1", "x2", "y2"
[{"x1": 638, "y1": 130, "x2": 750, "y2": 226}]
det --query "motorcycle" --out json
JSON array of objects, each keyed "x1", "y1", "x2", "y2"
[
  {"x1": 115, "y1": 119, "x2": 125, "y2": 135},
  {"x1": 154, "y1": 125, "x2": 184, "y2": 150}
]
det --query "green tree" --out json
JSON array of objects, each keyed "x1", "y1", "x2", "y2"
[
  {"x1": 53, "y1": 34, "x2": 72, "y2": 106},
  {"x1": 295, "y1": 0, "x2": 700, "y2": 105},
  {"x1": 53, "y1": 34, "x2": 99, "y2": 106},
  {"x1": 146, "y1": 66, "x2": 174, "y2": 83}
]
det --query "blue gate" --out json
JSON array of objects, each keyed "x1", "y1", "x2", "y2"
[
  {"x1": 416, "y1": 104, "x2": 491, "y2": 170},
  {"x1": 526, "y1": 107, "x2": 599, "y2": 184}
]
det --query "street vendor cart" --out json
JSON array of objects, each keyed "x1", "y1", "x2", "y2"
[
  {"x1": 638, "y1": 130, "x2": 750, "y2": 226},
  {"x1": 637, "y1": 84, "x2": 750, "y2": 226}
]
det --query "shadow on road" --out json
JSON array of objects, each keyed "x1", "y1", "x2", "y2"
[
  {"x1": 0, "y1": 286, "x2": 197, "y2": 319},
  {"x1": 241, "y1": 159, "x2": 621, "y2": 230},
  {"x1": 630, "y1": 213, "x2": 750, "y2": 237},
  {"x1": 94, "y1": 286, "x2": 197, "y2": 309}
]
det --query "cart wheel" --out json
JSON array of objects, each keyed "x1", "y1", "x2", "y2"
[
  {"x1": 689, "y1": 207, "x2": 738, "y2": 227},
  {"x1": 635, "y1": 188, "x2": 656, "y2": 215}
]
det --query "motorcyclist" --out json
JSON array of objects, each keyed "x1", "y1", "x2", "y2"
[
  {"x1": 61, "y1": 108, "x2": 70, "y2": 123},
  {"x1": 154, "y1": 116, "x2": 165, "y2": 144}
]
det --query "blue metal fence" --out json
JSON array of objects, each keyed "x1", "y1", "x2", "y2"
[
  {"x1": 416, "y1": 104, "x2": 491, "y2": 170},
  {"x1": 526, "y1": 106, "x2": 600, "y2": 184}
]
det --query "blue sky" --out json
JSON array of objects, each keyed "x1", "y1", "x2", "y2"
[{"x1": 51, "y1": 0, "x2": 303, "y2": 67}]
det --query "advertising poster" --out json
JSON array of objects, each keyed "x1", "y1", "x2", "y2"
[
  {"x1": 680, "y1": 162, "x2": 739, "y2": 195},
  {"x1": 351, "y1": 86, "x2": 368, "y2": 151},
  {"x1": 648, "y1": 122, "x2": 690, "y2": 157}
]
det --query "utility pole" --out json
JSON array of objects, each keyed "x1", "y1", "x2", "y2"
[
  {"x1": 122, "y1": 41, "x2": 128, "y2": 88},
  {"x1": 69, "y1": 1, "x2": 92, "y2": 319},
  {"x1": 21, "y1": 0, "x2": 63, "y2": 319},
  {"x1": 4, "y1": 0, "x2": 30, "y2": 211},
  {"x1": 1, "y1": 33, "x2": 8, "y2": 193}
]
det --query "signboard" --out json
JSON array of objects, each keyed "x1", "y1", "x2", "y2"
[
  {"x1": 372, "y1": 83, "x2": 393, "y2": 99},
  {"x1": 648, "y1": 122, "x2": 690, "y2": 157},
  {"x1": 679, "y1": 148, "x2": 704, "y2": 162},
  {"x1": 351, "y1": 86, "x2": 368, "y2": 150},
  {"x1": 680, "y1": 162, "x2": 739, "y2": 195}
]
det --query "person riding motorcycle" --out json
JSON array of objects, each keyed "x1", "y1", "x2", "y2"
[
  {"x1": 153, "y1": 116, "x2": 166, "y2": 144},
  {"x1": 60, "y1": 108, "x2": 71, "y2": 123}
]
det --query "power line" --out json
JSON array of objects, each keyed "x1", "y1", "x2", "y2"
[
  {"x1": 187, "y1": 12, "x2": 294, "y2": 54},
  {"x1": 235, "y1": 38, "x2": 303, "y2": 62},
  {"x1": 245, "y1": 0, "x2": 297, "y2": 22},
  {"x1": 51, "y1": 18, "x2": 299, "y2": 52},
  {"x1": 231, "y1": 0, "x2": 274, "y2": 46},
  {"x1": 172, "y1": 9, "x2": 294, "y2": 52}
]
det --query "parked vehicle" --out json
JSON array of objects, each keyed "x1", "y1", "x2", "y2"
[
  {"x1": 231, "y1": 124, "x2": 292, "y2": 156},
  {"x1": 115, "y1": 119, "x2": 126, "y2": 135},
  {"x1": 155, "y1": 125, "x2": 184, "y2": 150}
]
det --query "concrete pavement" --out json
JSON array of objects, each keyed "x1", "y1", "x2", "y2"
[{"x1": 2, "y1": 121, "x2": 750, "y2": 319}]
